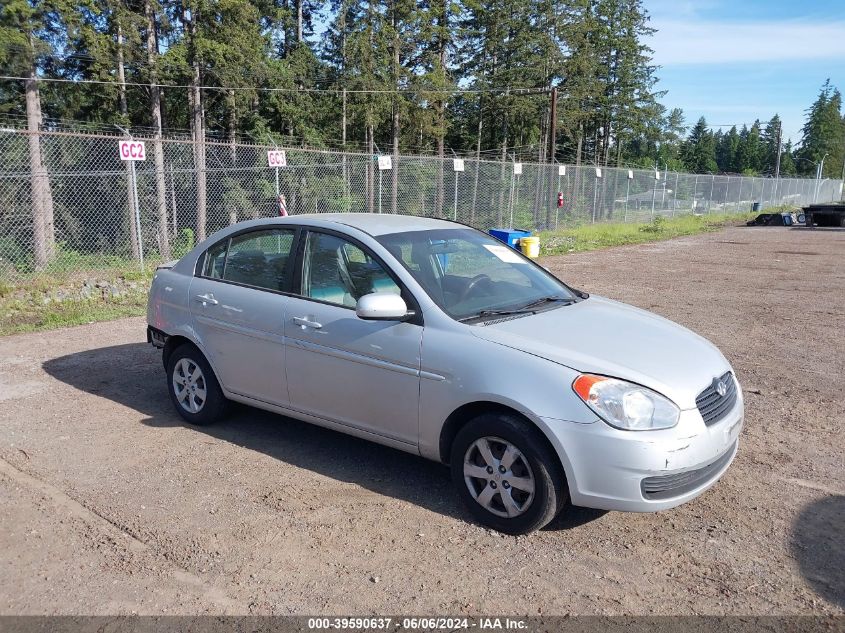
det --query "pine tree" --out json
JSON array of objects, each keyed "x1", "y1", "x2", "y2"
[
  {"x1": 796, "y1": 80, "x2": 845, "y2": 178},
  {"x1": 681, "y1": 117, "x2": 717, "y2": 174},
  {"x1": 735, "y1": 120, "x2": 762, "y2": 175},
  {"x1": 760, "y1": 114, "x2": 782, "y2": 176},
  {"x1": 591, "y1": 0, "x2": 659, "y2": 166},
  {"x1": 0, "y1": 0, "x2": 75, "y2": 267},
  {"x1": 413, "y1": 0, "x2": 456, "y2": 213},
  {"x1": 556, "y1": 0, "x2": 601, "y2": 168},
  {"x1": 716, "y1": 125, "x2": 740, "y2": 173},
  {"x1": 780, "y1": 140, "x2": 797, "y2": 177}
]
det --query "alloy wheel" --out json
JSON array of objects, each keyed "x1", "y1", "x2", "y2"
[
  {"x1": 463, "y1": 436, "x2": 535, "y2": 518},
  {"x1": 172, "y1": 358, "x2": 207, "y2": 414}
]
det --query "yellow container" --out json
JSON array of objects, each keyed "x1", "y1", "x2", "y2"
[{"x1": 519, "y1": 236, "x2": 540, "y2": 259}]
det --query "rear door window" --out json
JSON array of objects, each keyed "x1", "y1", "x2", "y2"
[{"x1": 200, "y1": 229, "x2": 296, "y2": 292}]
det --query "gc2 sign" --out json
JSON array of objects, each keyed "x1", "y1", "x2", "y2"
[
  {"x1": 119, "y1": 140, "x2": 146, "y2": 161},
  {"x1": 267, "y1": 150, "x2": 287, "y2": 167}
]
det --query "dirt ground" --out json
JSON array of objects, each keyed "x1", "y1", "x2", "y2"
[{"x1": 0, "y1": 226, "x2": 842, "y2": 616}]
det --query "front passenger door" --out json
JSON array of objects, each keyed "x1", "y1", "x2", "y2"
[{"x1": 284, "y1": 230, "x2": 423, "y2": 446}]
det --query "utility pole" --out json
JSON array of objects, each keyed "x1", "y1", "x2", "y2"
[
  {"x1": 547, "y1": 87, "x2": 558, "y2": 229},
  {"x1": 548, "y1": 87, "x2": 558, "y2": 163},
  {"x1": 840, "y1": 154, "x2": 845, "y2": 195}
]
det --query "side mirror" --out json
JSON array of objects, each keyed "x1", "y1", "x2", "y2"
[{"x1": 355, "y1": 292, "x2": 409, "y2": 321}]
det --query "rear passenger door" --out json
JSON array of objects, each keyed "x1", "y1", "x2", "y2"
[{"x1": 191, "y1": 227, "x2": 297, "y2": 405}]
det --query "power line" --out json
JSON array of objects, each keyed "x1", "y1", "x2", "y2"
[{"x1": 0, "y1": 75, "x2": 552, "y2": 96}]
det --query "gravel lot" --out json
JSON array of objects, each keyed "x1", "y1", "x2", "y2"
[{"x1": 1, "y1": 226, "x2": 842, "y2": 616}]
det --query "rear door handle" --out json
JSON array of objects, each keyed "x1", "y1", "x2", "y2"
[
  {"x1": 194, "y1": 293, "x2": 219, "y2": 306},
  {"x1": 293, "y1": 316, "x2": 322, "y2": 329}
]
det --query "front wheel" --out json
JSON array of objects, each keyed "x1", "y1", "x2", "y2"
[
  {"x1": 450, "y1": 413, "x2": 567, "y2": 534},
  {"x1": 166, "y1": 344, "x2": 229, "y2": 426}
]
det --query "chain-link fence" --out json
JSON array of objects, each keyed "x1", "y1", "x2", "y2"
[{"x1": 1, "y1": 126, "x2": 842, "y2": 282}]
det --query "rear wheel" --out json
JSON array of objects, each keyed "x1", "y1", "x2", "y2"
[
  {"x1": 166, "y1": 344, "x2": 228, "y2": 426},
  {"x1": 450, "y1": 413, "x2": 567, "y2": 534}
]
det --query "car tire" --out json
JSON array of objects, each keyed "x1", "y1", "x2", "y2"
[
  {"x1": 450, "y1": 413, "x2": 568, "y2": 535},
  {"x1": 166, "y1": 344, "x2": 229, "y2": 426}
]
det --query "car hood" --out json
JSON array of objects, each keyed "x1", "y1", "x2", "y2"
[{"x1": 470, "y1": 296, "x2": 731, "y2": 410}]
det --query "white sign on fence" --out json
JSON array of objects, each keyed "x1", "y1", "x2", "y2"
[
  {"x1": 655, "y1": 170, "x2": 661, "y2": 180},
  {"x1": 453, "y1": 158, "x2": 465, "y2": 172},
  {"x1": 378, "y1": 155, "x2": 392, "y2": 171},
  {"x1": 267, "y1": 150, "x2": 287, "y2": 167},
  {"x1": 119, "y1": 140, "x2": 146, "y2": 161},
  {"x1": 628, "y1": 169, "x2": 634, "y2": 179},
  {"x1": 595, "y1": 167, "x2": 602, "y2": 178},
  {"x1": 558, "y1": 165, "x2": 566, "y2": 176},
  {"x1": 513, "y1": 162, "x2": 523, "y2": 175}
]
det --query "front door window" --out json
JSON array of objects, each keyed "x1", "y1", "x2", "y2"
[{"x1": 301, "y1": 232, "x2": 400, "y2": 307}]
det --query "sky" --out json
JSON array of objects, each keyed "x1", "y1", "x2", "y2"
[{"x1": 644, "y1": 0, "x2": 845, "y2": 145}]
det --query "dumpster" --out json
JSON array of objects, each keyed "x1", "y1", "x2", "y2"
[
  {"x1": 489, "y1": 228, "x2": 531, "y2": 251},
  {"x1": 751, "y1": 202, "x2": 761, "y2": 212}
]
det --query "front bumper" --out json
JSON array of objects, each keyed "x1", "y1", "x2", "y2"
[{"x1": 540, "y1": 394, "x2": 743, "y2": 512}]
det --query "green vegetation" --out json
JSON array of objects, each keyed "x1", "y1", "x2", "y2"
[
  {"x1": 0, "y1": 297, "x2": 147, "y2": 336},
  {"x1": 0, "y1": 264, "x2": 153, "y2": 336},
  {"x1": 538, "y1": 212, "x2": 757, "y2": 256},
  {"x1": 680, "y1": 81, "x2": 845, "y2": 178},
  {"x1": 4, "y1": 0, "x2": 840, "y2": 178}
]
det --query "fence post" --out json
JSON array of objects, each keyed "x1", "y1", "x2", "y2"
[
  {"x1": 555, "y1": 167, "x2": 563, "y2": 231},
  {"x1": 690, "y1": 174, "x2": 697, "y2": 214},
  {"x1": 169, "y1": 162, "x2": 177, "y2": 236},
  {"x1": 453, "y1": 169, "x2": 459, "y2": 221},
  {"x1": 129, "y1": 158, "x2": 144, "y2": 271},
  {"x1": 708, "y1": 175, "x2": 715, "y2": 214},
  {"x1": 624, "y1": 175, "x2": 630, "y2": 222},
  {"x1": 651, "y1": 171, "x2": 658, "y2": 217}
]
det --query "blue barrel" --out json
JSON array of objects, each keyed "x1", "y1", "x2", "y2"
[{"x1": 489, "y1": 228, "x2": 532, "y2": 251}]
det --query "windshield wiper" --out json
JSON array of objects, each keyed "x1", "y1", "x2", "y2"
[
  {"x1": 458, "y1": 308, "x2": 535, "y2": 323},
  {"x1": 519, "y1": 295, "x2": 576, "y2": 310},
  {"x1": 458, "y1": 297, "x2": 575, "y2": 323}
]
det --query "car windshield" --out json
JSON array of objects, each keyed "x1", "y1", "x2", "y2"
[{"x1": 376, "y1": 228, "x2": 579, "y2": 321}]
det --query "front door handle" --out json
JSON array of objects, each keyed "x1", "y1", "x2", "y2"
[
  {"x1": 194, "y1": 293, "x2": 219, "y2": 306},
  {"x1": 293, "y1": 316, "x2": 322, "y2": 329}
]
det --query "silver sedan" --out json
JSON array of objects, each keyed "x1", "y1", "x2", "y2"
[{"x1": 147, "y1": 214, "x2": 743, "y2": 534}]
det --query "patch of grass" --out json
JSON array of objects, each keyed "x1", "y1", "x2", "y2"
[
  {"x1": 538, "y1": 211, "x2": 757, "y2": 256},
  {"x1": 0, "y1": 295, "x2": 147, "y2": 336},
  {"x1": 0, "y1": 265, "x2": 153, "y2": 336}
]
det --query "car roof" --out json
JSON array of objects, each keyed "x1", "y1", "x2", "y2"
[{"x1": 267, "y1": 213, "x2": 466, "y2": 236}]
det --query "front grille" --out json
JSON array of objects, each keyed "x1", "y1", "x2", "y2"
[
  {"x1": 641, "y1": 441, "x2": 737, "y2": 500},
  {"x1": 696, "y1": 371, "x2": 738, "y2": 426}
]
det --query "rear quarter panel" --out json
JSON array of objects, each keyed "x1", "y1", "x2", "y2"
[{"x1": 147, "y1": 267, "x2": 194, "y2": 341}]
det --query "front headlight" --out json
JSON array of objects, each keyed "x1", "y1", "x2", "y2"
[{"x1": 572, "y1": 374, "x2": 680, "y2": 431}]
